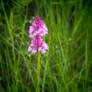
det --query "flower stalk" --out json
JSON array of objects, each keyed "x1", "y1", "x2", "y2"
[{"x1": 36, "y1": 52, "x2": 41, "y2": 92}]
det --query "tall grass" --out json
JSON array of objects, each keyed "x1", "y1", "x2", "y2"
[{"x1": 0, "y1": 0, "x2": 92, "y2": 92}]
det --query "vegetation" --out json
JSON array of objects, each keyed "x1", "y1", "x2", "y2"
[{"x1": 0, "y1": 0, "x2": 92, "y2": 92}]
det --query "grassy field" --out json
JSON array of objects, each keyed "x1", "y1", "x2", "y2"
[{"x1": 0, "y1": 0, "x2": 92, "y2": 92}]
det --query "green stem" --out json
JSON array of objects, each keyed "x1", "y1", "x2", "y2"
[{"x1": 36, "y1": 52, "x2": 41, "y2": 92}]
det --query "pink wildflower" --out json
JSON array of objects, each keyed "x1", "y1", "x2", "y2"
[
  {"x1": 28, "y1": 34, "x2": 48, "y2": 54},
  {"x1": 29, "y1": 16, "x2": 48, "y2": 38}
]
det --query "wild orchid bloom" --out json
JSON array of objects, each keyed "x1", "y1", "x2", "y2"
[
  {"x1": 28, "y1": 34, "x2": 48, "y2": 54},
  {"x1": 29, "y1": 16, "x2": 48, "y2": 38}
]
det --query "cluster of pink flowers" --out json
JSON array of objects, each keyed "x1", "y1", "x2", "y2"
[
  {"x1": 29, "y1": 16, "x2": 48, "y2": 38},
  {"x1": 28, "y1": 16, "x2": 48, "y2": 54}
]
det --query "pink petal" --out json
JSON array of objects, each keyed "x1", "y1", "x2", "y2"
[{"x1": 28, "y1": 46, "x2": 32, "y2": 52}]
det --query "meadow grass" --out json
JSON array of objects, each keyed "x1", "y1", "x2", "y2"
[{"x1": 0, "y1": 0, "x2": 92, "y2": 92}]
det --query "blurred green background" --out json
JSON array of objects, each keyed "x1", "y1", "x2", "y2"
[{"x1": 0, "y1": 0, "x2": 92, "y2": 92}]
